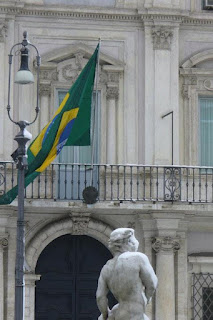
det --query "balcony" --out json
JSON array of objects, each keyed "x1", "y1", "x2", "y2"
[{"x1": 1, "y1": 161, "x2": 213, "y2": 203}]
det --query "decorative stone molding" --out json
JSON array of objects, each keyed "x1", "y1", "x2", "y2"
[
  {"x1": 40, "y1": 70, "x2": 58, "y2": 81},
  {"x1": 25, "y1": 273, "x2": 41, "y2": 285},
  {"x1": 203, "y1": 79, "x2": 213, "y2": 91},
  {"x1": 70, "y1": 213, "x2": 90, "y2": 235},
  {"x1": 127, "y1": 221, "x2": 135, "y2": 229},
  {"x1": 107, "y1": 72, "x2": 120, "y2": 84},
  {"x1": 0, "y1": 237, "x2": 8, "y2": 249},
  {"x1": 99, "y1": 70, "x2": 108, "y2": 85},
  {"x1": 61, "y1": 53, "x2": 87, "y2": 83},
  {"x1": 152, "y1": 27, "x2": 173, "y2": 50},
  {"x1": 2, "y1": 5, "x2": 213, "y2": 25},
  {"x1": 181, "y1": 84, "x2": 190, "y2": 99},
  {"x1": 152, "y1": 236, "x2": 180, "y2": 253},
  {"x1": 39, "y1": 84, "x2": 51, "y2": 97},
  {"x1": 181, "y1": 76, "x2": 198, "y2": 99},
  {"x1": 62, "y1": 64, "x2": 80, "y2": 82},
  {"x1": 26, "y1": 217, "x2": 114, "y2": 271},
  {"x1": 0, "y1": 23, "x2": 7, "y2": 42},
  {"x1": 0, "y1": 6, "x2": 141, "y2": 21},
  {"x1": 106, "y1": 86, "x2": 119, "y2": 100}
]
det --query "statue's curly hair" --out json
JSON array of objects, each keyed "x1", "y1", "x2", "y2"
[{"x1": 108, "y1": 228, "x2": 139, "y2": 254}]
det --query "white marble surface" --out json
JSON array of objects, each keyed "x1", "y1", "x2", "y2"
[{"x1": 96, "y1": 228, "x2": 158, "y2": 320}]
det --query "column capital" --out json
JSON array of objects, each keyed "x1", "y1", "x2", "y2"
[
  {"x1": 152, "y1": 236, "x2": 180, "y2": 253},
  {"x1": 39, "y1": 83, "x2": 51, "y2": 97},
  {"x1": 152, "y1": 26, "x2": 173, "y2": 50},
  {"x1": 106, "y1": 86, "x2": 119, "y2": 100}
]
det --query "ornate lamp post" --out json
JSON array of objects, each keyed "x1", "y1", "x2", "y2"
[{"x1": 7, "y1": 31, "x2": 40, "y2": 320}]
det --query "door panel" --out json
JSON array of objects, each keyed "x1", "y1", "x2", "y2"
[{"x1": 35, "y1": 235, "x2": 116, "y2": 320}]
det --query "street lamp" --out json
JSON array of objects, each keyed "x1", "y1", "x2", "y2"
[{"x1": 7, "y1": 31, "x2": 40, "y2": 320}]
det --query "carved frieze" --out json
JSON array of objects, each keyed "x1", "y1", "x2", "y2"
[
  {"x1": 187, "y1": 76, "x2": 197, "y2": 86},
  {"x1": 0, "y1": 23, "x2": 7, "y2": 43},
  {"x1": 62, "y1": 64, "x2": 79, "y2": 82},
  {"x1": 152, "y1": 27, "x2": 173, "y2": 50},
  {"x1": 71, "y1": 213, "x2": 90, "y2": 235},
  {"x1": 107, "y1": 72, "x2": 120, "y2": 83},
  {"x1": 181, "y1": 76, "x2": 198, "y2": 99},
  {"x1": 61, "y1": 53, "x2": 87, "y2": 83},
  {"x1": 152, "y1": 236, "x2": 180, "y2": 253},
  {"x1": 40, "y1": 70, "x2": 58, "y2": 81}
]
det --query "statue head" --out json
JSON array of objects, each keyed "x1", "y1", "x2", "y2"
[{"x1": 108, "y1": 228, "x2": 139, "y2": 255}]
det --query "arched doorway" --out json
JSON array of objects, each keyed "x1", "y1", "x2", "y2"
[{"x1": 35, "y1": 234, "x2": 114, "y2": 319}]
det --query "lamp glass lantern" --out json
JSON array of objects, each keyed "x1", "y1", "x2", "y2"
[{"x1": 14, "y1": 47, "x2": 34, "y2": 85}]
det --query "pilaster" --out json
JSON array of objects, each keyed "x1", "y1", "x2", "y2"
[
  {"x1": 25, "y1": 273, "x2": 41, "y2": 320},
  {"x1": 103, "y1": 65, "x2": 123, "y2": 164},
  {"x1": 39, "y1": 84, "x2": 51, "y2": 130},
  {"x1": 144, "y1": 21, "x2": 180, "y2": 165}
]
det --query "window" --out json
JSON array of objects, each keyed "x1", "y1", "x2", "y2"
[
  {"x1": 55, "y1": 89, "x2": 101, "y2": 199},
  {"x1": 203, "y1": 287, "x2": 213, "y2": 320},
  {"x1": 57, "y1": 90, "x2": 101, "y2": 164},
  {"x1": 199, "y1": 97, "x2": 213, "y2": 166},
  {"x1": 203, "y1": 0, "x2": 213, "y2": 10},
  {"x1": 192, "y1": 273, "x2": 213, "y2": 320}
]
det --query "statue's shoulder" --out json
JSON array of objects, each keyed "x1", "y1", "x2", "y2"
[
  {"x1": 121, "y1": 252, "x2": 149, "y2": 262},
  {"x1": 100, "y1": 259, "x2": 114, "y2": 279}
]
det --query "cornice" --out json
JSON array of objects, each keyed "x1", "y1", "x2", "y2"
[
  {"x1": 1, "y1": 4, "x2": 213, "y2": 26},
  {"x1": 0, "y1": 4, "x2": 140, "y2": 22}
]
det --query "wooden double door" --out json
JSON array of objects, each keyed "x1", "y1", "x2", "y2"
[{"x1": 35, "y1": 235, "x2": 114, "y2": 320}]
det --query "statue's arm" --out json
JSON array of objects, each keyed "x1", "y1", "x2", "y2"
[
  {"x1": 96, "y1": 267, "x2": 109, "y2": 320},
  {"x1": 139, "y1": 254, "x2": 158, "y2": 303}
]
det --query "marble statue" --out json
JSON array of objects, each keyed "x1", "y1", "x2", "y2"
[{"x1": 96, "y1": 228, "x2": 158, "y2": 320}]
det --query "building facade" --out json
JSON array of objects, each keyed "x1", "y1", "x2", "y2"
[{"x1": 0, "y1": 0, "x2": 213, "y2": 319}]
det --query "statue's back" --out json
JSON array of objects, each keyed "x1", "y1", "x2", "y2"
[{"x1": 105, "y1": 253, "x2": 147, "y2": 320}]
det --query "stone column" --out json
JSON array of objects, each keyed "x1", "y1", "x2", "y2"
[
  {"x1": 39, "y1": 84, "x2": 51, "y2": 131},
  {"x1": 0, "y1": 237, "x2": 8, "y2": 320},
  {"x1": 152, "y1": 236, "x2": 180, "y2": 320},
  {"x1": 25, "y1": 273, "x2": 41, "y2": 320}
]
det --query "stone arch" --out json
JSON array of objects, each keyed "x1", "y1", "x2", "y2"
[
  {"x1": 182, "y1": 49, "x2": 213, "y2": 68},
  {"x1": 26, "y1": 215, "x2": 113, "y2": 272}
]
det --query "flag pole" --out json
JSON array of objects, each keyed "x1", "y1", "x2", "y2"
[{"x1": 90, "y1": 38, "x2": 101, "y2": 186}]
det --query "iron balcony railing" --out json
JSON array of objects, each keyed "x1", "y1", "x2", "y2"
[{"x1": 1, "y1": 161, "x2": 213, "y2": 203}]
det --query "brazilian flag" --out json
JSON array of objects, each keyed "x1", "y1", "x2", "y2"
[{"x1": 0, "y1": 44, "x2": 99, "y2": 205}]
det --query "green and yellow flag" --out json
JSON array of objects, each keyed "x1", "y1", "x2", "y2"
[{"x1": 0, "y1": 44, "x2": 99, "y2": 205}]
